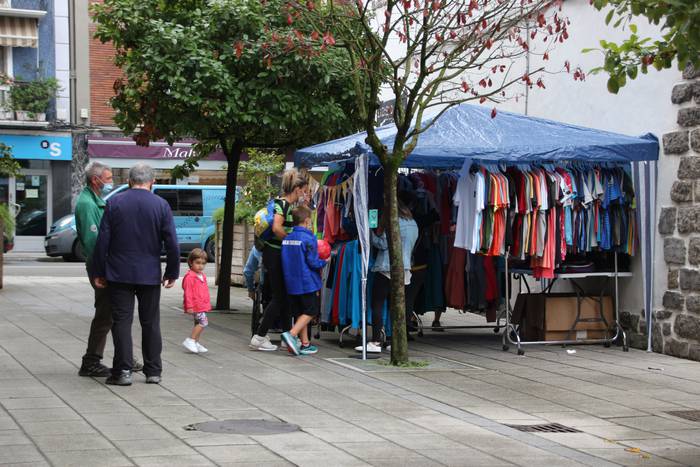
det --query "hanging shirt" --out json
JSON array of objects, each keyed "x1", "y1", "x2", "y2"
[{"x1": 453, "y1": 169, "x2": 477, "y2": 250}]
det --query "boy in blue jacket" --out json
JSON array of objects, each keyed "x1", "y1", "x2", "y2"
[{"x1": 280, "y1": 205, "x2": 326, "y2": 356}]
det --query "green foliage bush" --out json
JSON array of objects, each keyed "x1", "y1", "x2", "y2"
[{"x1": 9, "y1": 77, "x2": 60, "y2": 117}]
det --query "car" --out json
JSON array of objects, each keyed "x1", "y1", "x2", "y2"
[{"x1": 45, "y1": 184, "x2": 229, "y2": 262}]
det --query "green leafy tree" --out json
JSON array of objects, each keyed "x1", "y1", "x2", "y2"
[
  {"x1": 292, "y1": 0, "x2": 570, "y2": 364},
  {"x1": 238, "y1": 149, "x2": 286, "y2": 221},
  {"x1": 92, "y1": 0, "x2": 363, "y2": 309},
  {"x1": 588, "y1": 0, "x2": 700, "y2": 92}
]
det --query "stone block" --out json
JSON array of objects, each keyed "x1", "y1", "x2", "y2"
[
  {"x1": 689, "y1": 344, "x2": 700, "y2": 361},
  {"x1": 663, "y1": 130, "x2": 689, "y2": 154},
  {"x1": 671, "y1": 181, "x2": 693, "y2": 202},
  {"x1": 659, "y1": 207, "x2": 677, "y2": 235},
  {"x1": 683, "y1": 63, "x2": 700, "y2": 80},
  {"x1": 680, "y1": 268, "x2": 700, "y2": 291},
  {"x1": 678, "y1": 157, "x2": 700, "y2": 179},
  {"x1": 629, "y1": 333, "x2": 647, "y2": 350},
  {"x1": 667, "y1": 338, "x2": 690, "y2": 358},
  {"x1": 665, "y1": 237, "x2": 687, "y2": 264},
  {"x1": 674, "y1": 314, "x2": 700, "y2": 340},
  {"x1": 677, "y1": 206, "x2": 700, "y2": 234},
  {"x1": 663, "y1": 322, "x2": 672, "y2": 336},
  {"x1": 668, "y1": 269, "x2": 679, "y2": 289},
  {"x1": 678, "y1": 107, "x2": 700, "y2": 127},
  {"x1": 690, "y1": 238, "x2": 700, "y2": 265},
  {"x1": 663, "y1": 291, "x2": 685, "y2": 310},
  {"x1": 692, "y1": 129, "x2": 700, "y2": 152},
  {"x1": 655, "y1": 309, "x2": 673, "y2": 320},
  {"x1": 672, "y1": 84, "x2": 695, "y2": 104},
  {"x1": 652, "y1": 323, "x2": 664, "y2": 353},
  {"x1": 686, "y1": 295, "x2": 700, "y2": 314}
]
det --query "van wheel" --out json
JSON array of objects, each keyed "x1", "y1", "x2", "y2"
[{"x1": 205, "y1": 238, "x2": 215, "y2": 262}]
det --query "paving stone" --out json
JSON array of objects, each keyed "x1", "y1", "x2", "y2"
[
  {"x1": 126, "y1": 455, "x2": 215, "y2": 466},
  {"x1": 44, "y1": 449, "x2": 134, "y2": 467},
  {"x1": 97, "y1": 424, "x2": 174, "y2": 441},
  {"x1": 32, "y1": 433, "x2": 115, "y2": 452},
  {"x1": 0, "y1": 429, "x2": 32, "y2": 446},
  {"x1": 196, "y1": 445, "x2": 287, "y2": 463},
  {"x1": 0, "y1": 443, "x2": 45, "y2": 463},
  {"x1": 9, "y1": 407, "x2": 82, "y2": 423},
  {"x1": 22, "y1": 420, "x2": 97, "y2": 436},
  {"x1": 113, "y1": 438, "x2": 198, "y2": 457}
]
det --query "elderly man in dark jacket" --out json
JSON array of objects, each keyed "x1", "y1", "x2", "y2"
[{"x1": 92, "y1": 163, "x2": 180, "y2": 386}]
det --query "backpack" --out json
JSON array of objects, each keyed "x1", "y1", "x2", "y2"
[{"x1": 253, "y1": 199, "x2": 277, "y2": 249}]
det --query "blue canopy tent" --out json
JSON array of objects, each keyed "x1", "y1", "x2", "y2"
[{"x1": 296, "y1": 103, "x2": 659, "y2": 354}]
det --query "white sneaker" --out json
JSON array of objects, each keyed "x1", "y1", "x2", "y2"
[
  {"x1": 249, "y1": 335, "x2": 277, "y2": 351},
  {"x1": 386, "y1": 345, "x2": 391, "y2": 352},
  {"x1": 280, "y1": 340, "x2": 288, "y2": 350},
  {"x1": 182, "y1": 338, "x2": 198, "y2": 353},
  {"x1": 354, "y1": 342, "x2": 382, "y2": 353},
  {"x1": 196, "y1": 342, "x2": 208, "y2": 353}
]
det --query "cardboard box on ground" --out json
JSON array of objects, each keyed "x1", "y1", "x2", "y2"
[{"x1": 513, "y1": 293, "x2": 613, "y2": 341}]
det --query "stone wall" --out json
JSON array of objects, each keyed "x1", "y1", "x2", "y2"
[{"x1": 655, "y1": 63, "x2": 700, "y2": 360}]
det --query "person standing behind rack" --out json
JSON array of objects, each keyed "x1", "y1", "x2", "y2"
[
  {"x1": 356, "y1": 198, "x2": 418, "y2": 353},
  {"x1": 249, "y1": 169, "x2": 309, "y2": 351}
]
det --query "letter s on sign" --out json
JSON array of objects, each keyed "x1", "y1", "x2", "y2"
[{"x1": 49, "y1": 142, "x2": 62, "y2": 158}]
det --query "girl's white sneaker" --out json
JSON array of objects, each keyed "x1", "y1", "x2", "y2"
[
  {"x1": 183, "y1": 338, "x2": 199, "y2": 353},
  {"x1": 196, "y1": 342, "x2": 208, "y2": 353}
]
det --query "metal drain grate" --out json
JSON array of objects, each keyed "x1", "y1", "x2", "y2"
[
  {"x1": 505, "y1": 423, "x2": 581, "y2": 433},
  {"x1": 184, "y1": 419, "x2": 301, "y2": 435},
  {"x1": 666, "y1": 410, "x2": 700, "y2": 422}
]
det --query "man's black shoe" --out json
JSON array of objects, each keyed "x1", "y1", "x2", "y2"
[
  {"x1": 132, "y1": 360, "x2": 144, "y2": 372},
  {"x1": 145, "y1": 375, "x2": 161, "y2": 384},
  {"x1": 79, "y1": 362, "x2": 111, "y2": 377},
  {"x1": 105, "y1": 370, "x2": 132, "y2": 386}
]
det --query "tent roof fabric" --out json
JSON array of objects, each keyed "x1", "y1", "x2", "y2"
[{"x1": 295, "y1": 104, "x2": 659, "y2": 169}]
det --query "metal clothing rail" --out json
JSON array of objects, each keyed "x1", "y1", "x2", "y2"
[{"x1": 502, "y1": 249, "x2": 632, "y2": 355}]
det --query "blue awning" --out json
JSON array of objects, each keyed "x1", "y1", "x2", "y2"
[{"x1": 295, "y1": 104, "x2": 659, "y2": 169}]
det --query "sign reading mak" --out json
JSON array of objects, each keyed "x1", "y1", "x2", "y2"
[{"x1": 87, "y1": 137, "x2": 227, "y2": 161}]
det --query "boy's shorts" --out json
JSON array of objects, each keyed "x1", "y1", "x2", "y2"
[{"x1": 289, "y1": 292, "x2": 320, "y2": 318}]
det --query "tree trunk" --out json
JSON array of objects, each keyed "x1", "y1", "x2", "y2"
[
  {"x1": 215, "y1": 140, "x2": 243, "y2": 310},
  {"x1": 383, "y1": 167, "x2": 409, "y2": 365}
]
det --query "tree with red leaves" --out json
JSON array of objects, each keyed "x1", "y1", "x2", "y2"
[{"x1": 290, "y1": 0, "x2": 572, "y2": 364}]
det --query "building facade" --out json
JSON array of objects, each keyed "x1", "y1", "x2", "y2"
[{"x1": 0, "y1": 0, "x2": 72, "y2": 251}]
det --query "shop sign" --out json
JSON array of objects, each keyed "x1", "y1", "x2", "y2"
[
  {"x1": 0, "y1": 134, "x2": 72, "y2": 161},
  {"x1": 87, "y1": 137, "x2": 227, "y2": 161}
]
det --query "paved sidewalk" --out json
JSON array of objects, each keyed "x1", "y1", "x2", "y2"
[{"x1": 1, "y1": 275, "x2": 700, "y2": 466}]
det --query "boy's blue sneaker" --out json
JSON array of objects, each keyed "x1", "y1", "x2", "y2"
[
  {"x1": 300, "y1": 344, "x2": 318, "y2": 355},
  {"x1": 281, "y1": 332, "x2": 300, "y2": 356}
]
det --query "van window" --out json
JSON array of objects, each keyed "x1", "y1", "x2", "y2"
[
  {"x1": 178, "y1": 190, "x2": 203, "y2": 216},
  {"x1": 155, "y1": 189, "x2": 178, "y2": 212},
  {"x1": 154, "y1": 188, "x2": 204, "y2": 216}
]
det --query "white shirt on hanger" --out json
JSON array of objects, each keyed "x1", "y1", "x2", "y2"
[{"x1": 453, "y1": 169, "x2": 477, "y2": 251}]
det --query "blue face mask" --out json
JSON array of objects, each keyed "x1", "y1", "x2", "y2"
[{"x1": 101, "y1": 183, "x2": 113, "y2": 197}]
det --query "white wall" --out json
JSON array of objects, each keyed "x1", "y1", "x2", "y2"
[{"x1": 506, "y1": 0, "x2": 679, "y2": 316}]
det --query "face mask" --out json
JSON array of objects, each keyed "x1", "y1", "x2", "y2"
[{"x1": 100, "y1": 182, "x2": 113, "y2": 196}]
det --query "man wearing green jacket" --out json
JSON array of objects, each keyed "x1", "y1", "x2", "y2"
[{"x1": 76, "y1": 162, "x2": 142, "y2": 376}]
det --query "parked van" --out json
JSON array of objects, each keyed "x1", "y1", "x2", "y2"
[{"x1": 45, "y1": 184, "x2": 227, "y2": 261}]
